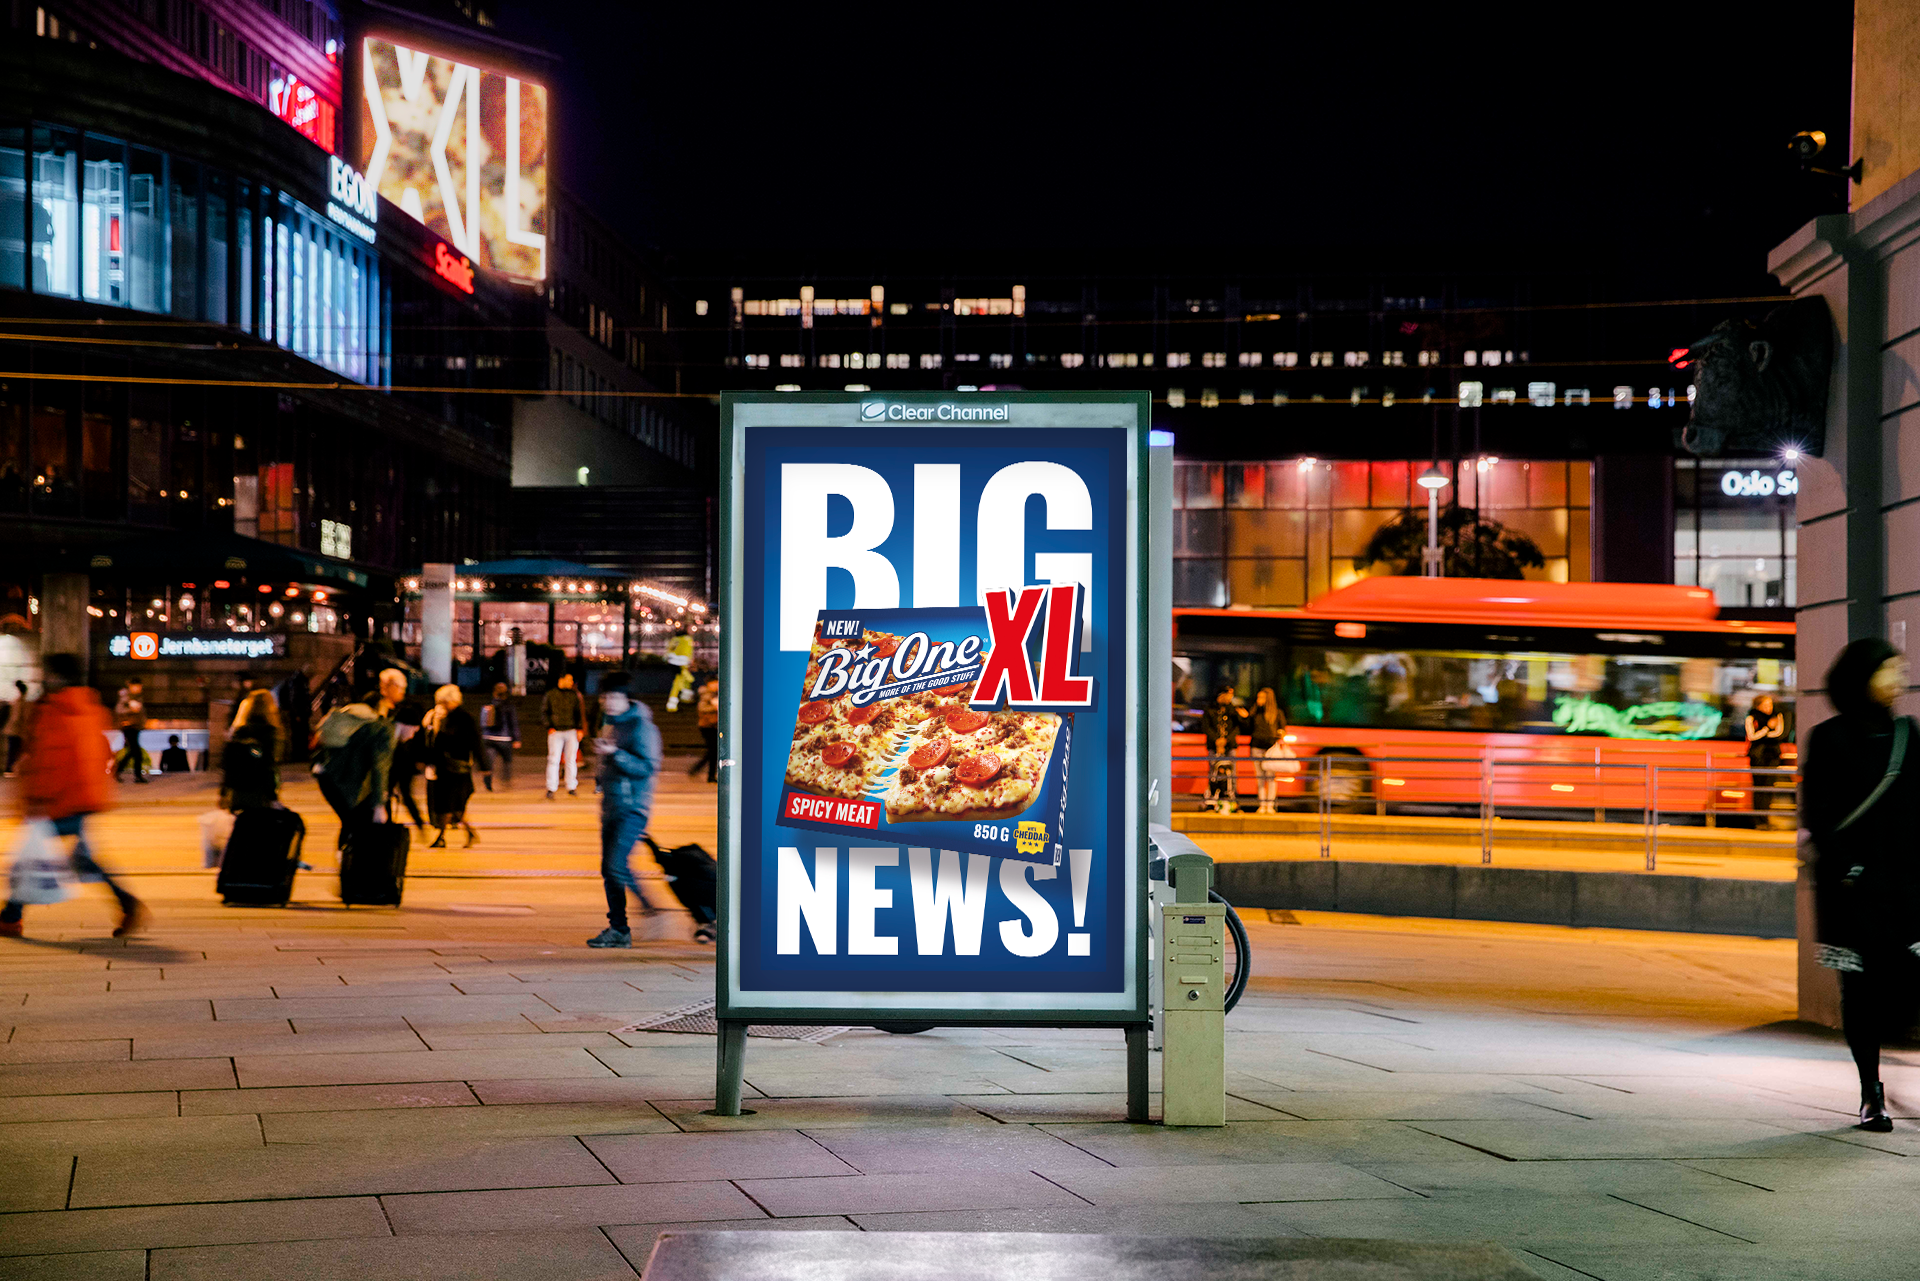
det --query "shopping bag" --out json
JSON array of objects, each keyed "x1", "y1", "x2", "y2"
[
  {"x1": 7, "y1": 820, "x2": 73, "y2": 906},
  {"x1": 1264, "y1": 741, "x2": 1302, "y2": 775},
  {"x1": 198, "y1": 809, "x2": 236, "y2": 870}
]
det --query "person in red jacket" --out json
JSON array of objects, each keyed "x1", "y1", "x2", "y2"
[{"x1": 1, "y1": 653, "x2": 149, "y2": 938}]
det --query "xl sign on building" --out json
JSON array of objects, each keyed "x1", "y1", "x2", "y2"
[{"x1": 718, "y1": 392, "x2": 1148, "y2": 1029}]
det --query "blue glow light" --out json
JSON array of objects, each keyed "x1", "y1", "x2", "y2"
[{"x1": 1149, "y1": 430, "x2": 1175, "y2": 447}]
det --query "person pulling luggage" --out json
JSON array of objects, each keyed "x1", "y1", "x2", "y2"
[
  {"x1": 216, "y1": 689, "x2": 307, "y2": 906},
  {"x1": 312, "y1": 669, "x2": 401, "y2": 842},
  {"x1": 587, "y1": 670, "x2": 667, "y2": 948}
]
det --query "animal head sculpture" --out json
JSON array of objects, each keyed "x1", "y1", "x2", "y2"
[{"x1": 1680, "y1": 296, "x2": 1832, "y2": 457}]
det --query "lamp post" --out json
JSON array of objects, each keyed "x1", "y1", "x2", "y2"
[{"x1": 1416, "y1": 463, "x2": 1450, "y2": 577}]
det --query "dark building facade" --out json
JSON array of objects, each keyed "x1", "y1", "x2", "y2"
[{"x1": 677, "y1": 262, "x2": 1793, "y2": 611}]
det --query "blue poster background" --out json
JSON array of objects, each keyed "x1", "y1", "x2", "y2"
[{"x1": 738, "y1": 428, "x2": 1130, "y2": 995}]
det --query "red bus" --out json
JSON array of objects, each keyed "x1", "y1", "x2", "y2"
[{"x1": 1172, "y1": 577, "x2": 1795, "y2": 818}]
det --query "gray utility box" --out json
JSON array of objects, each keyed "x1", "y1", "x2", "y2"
[{"x1": 1161, "y1": 850, "x2": 1226, "y2": 1127}]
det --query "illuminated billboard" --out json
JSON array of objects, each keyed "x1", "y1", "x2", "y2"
[{"x1": 359, "y1": 38, "x2": 547, "y2": 280}]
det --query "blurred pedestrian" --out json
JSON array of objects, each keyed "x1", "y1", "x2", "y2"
[
  {"x1": 543, "y1": 671, "x2": 586, "y2": 799},
  {"x1": 689, "y1": 674, "x2": 720, "y2": 781},
  {"x1": 422, "y1": 685, "x2": 480, "y2": 848},
  {"x1": 1804, "y1": 638, "x2": 1920, "y2": 1133},
  {"x1": 1248, "y1": 686, "x2": 1290, "y2": 814},
  {"x1": 158, "y1": 734, "x2": 192, "y2": 774},
  {"x1": 4, "y1": 678, "x2": 27, "y2": 776},
  {"x1": 387, "y1": 699, "x2": 427, "y2": 830},
  {"x1": 222, "y1": 690, "x2": 282, "y2": 813},
  {"x1": 1, "y1": 653, "x2": 149, "y2": 939},
  {"x1": 665, "y1": 629, "x2": 694, "y2": 710},
  {"x1": 1201, "y1": 686, "x2": 1248, "y2": 813},
  {"x1": 112, "y1": 677, "x2": 149, "y2": 783},
  {"x1": 587, "y1": 670, "x2": 665, "y2": 948},
  {"x1": 311, "y1": 669, "x2": 400, "y2": 843},
  {"x1": 480, "y1": 681, "x2": 520, "y2": 791},
  {"x1": 1746, "y1": 693, "x2": 1787, "y2": 819}
]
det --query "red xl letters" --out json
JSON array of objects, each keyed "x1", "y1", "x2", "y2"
[{"x1": 971, "y1": 584, "x2": 1092, "y2": 709}]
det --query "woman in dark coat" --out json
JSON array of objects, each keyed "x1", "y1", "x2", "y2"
[
  {"x1": 1804, "y1": 637, "x2": 1918, "y2": 1131},
  {"x1": 221, "y1": 689, "x2": 282, "y2": 812},
  {"x1": 423, "y1": 685, "x2": 481, "y2": 848}
]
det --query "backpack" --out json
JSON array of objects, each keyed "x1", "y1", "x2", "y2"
[{"x1": 314, "y1": 707, "x2": 392, "y2": 814}]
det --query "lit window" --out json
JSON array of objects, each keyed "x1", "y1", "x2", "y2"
[
  {"x1": 1566, "y1": 387, "x2": 1591, "y2": 405},
  {"x1": 746, "y1": 353, "x2": 769, "y2": 368},
  {"x1": 1060, "y1": 352, "x2": 1084, "y2": 368},
  {"x1": 919, "y1": 353, "x2": 942, "y2": 369},
  {"x1": 820, "y1": 353, "x2": 841, "y2": 369},
  {"x1": 1463, "y1": 351, "x2": 1478, "y2": 367},
  {"x1": 695, "y1": 299, "x2": 708, "y2": 316},
  {"x1": 1384, "y1": 351, "x2": 1405, "y2": 367},
  {"x1": 1458, "y1": 381, "x2": 1484, "y2": 407},
  {"x1": 1238, "y1": 390, "x2": 1255, "y2": 405},
  {"x1": 1275, "y1": 352, "x2": 1298, "y2": 367},
  {"x1": 1343, "y1": 351, "x2": 1370, "y2": 368},
  {"x1": 1167, "y1": 352, "x2": 1190, "y2": 368},
  {"x1": 1648, "y1": 387, "x2": 1664, "y2": 409},
  {"x1": 1201, "y1": 352, "x2": 1227, "y2": 368},
  {"x1": 1168, "y1": 389, "x2": 1186, "y2": 407},
  {"x1": 1238, "y1": 351, "x2": 1262, "y2": 367},
  {"x1": 990, "y1": 353, "x2": 1012, "y2": 368},
  {"x1": 889, "y1": 302, "x2": 909, "y2": 315},
  {"x1": 955, "y1": 353, "x2": 980, "y2": 363},
  {"x1": 1490, "y1": 388, "x2": 1517, "y2": 404},
  {"x1": 1482, "y1": 350, "x2": 1502, "y2": 367},
  {"x1": 1201, "y1": 388, "x2": 1220, "y2": 408},
  {"x1": 1613, "y1": 385, "x2": 1634, "y2": 409},
  {"x1": 1309, "y1": 351, "x2": 1335, "y2": 367},
  {"x1": 884, "y1": 352, "x2": 910, "y2": 369},
  {"x1": 1527, "y1": 382, "x2": 1556, "y2": 407},
  {"x1": 780, "y1": 353, "x2": 804, "y2": 368}
]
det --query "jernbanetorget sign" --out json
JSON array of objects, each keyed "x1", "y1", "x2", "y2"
[{"x1": 716, "y1": 392, "x2": 1150, "y2": 1113}]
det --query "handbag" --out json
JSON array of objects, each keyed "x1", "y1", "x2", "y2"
[
  {"x1": 1262, "y1": 741, "x2": 1301, "y2": 775},
  {"x1": 1836, "y1": 718, "x2": 1909, "y2": 891},
  {"x1": 7, "y1": 820, "x2": 72, "y2": 906},
  {"x1": 198, "y1": 809, "x2": 237, "y2": 870}
]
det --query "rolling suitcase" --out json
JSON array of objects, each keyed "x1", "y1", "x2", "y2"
[
  {"x1": 653, "y1": 841, "x2": 716, "y2": 926},
  {"x1": 217, "y1": 807, "x2": 306, "y2": 906},
  {"x1": 340, "y1": 822, "x2": 410, "y2": 907}
]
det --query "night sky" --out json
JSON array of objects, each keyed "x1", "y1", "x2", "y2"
[{"x1": 500, "y1": 2, "x2": 1853, "y2": 295}]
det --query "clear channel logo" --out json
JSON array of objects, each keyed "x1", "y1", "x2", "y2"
[{"x1": 857, "y1": 401, "x2": 1010, "y2": 423}]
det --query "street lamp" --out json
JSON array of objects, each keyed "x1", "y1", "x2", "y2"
[{"x1": 1416, "y1": 463, "x2": 1450, "y2": 577}]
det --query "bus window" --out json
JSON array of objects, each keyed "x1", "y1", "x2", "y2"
[{"x1": 1282, "y1": 646, "x2": 1795, "y2": 741}]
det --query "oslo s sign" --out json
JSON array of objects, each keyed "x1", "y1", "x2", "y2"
[{"x1": 719, "y1": 392, "x2": 1147, "y2": 1025}]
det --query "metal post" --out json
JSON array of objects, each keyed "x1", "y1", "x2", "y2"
[
  {"x1": 1480, "y1": 753, "x2": 1494, "y2": 864},
  {"x1": 1317, "y1": 753, "x2": 1331, "y2": 859},
  {"x1": 1593, "y1": 746, "x2": 1605, "y2": 824},
  {"x1": 1644, "y1": 764, "x2": 1657, "y2": 872},
  {"x1": 712, "y1": 1020, "x2": 750, "y2": 1116},
  {"x1": 1125, "y1": 1023, "x2": 1150, "y2": 1122},
  {"x1": 1424, "y1": 485, "x2": 1440, "y2": 576}
]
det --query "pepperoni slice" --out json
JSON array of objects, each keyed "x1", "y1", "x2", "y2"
[
  {"x1": 846, "y1": 703, "x2": 881, "y2": 726},
  {"x1": 953, "y1": 752, "x2": 1002, "y2": 787},
  {"x1": 872, "y1": 635, "x2": 900, "y2": 658},
  {"x1": 946, "y1": 709, "x2": 990, "y2": 734},
  {"x1": 821, "y1": 742, "x2": 857, "y2": 769},
  {"x1": 797, "y1": 701, "x2": 833, "y2": 725},
  {"x1": 907, "y1": 738, "x2": 951, "y2": 770}
]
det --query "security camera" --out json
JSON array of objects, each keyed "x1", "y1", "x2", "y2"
[{"x1": 1790, "y1": 130, "x2": 1827, "y2": 162}]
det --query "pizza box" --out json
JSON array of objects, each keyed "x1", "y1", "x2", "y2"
[{"x1": 776, "y1": 606, "x2": 1074, "y2": 866}]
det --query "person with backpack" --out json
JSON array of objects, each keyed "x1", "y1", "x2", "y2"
[
  {"x1": 1, "y1": 654, "x2": 149, "y2": 939},
  {"x1": 1804, "y1": 638, "x2": 1920, "y2": 1133},
  {"x1": 586, "y1": 670, "x2": 666, "y2": 948},
  {"x1": 312, "y1": 668, "x2": 401, "y2": 842}
]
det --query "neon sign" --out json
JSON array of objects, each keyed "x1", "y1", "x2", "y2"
[
  {"x1": 1720, "y1": 468, "x2": 1797, "y2": 498},
  {"x1": 270, "y1": 73, "x2": 336, "y2": 153},
  {"x1": 433, "y1": 242, "x2": 475, "y2": 294}
]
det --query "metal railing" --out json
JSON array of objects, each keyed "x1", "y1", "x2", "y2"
[{"x1": 1175, "y1": 747, "x2": 1798, "y2": 870}]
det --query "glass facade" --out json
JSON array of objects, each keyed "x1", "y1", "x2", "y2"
[
  {"x1": 1171, "y1": 458, "x2": 1594, "y2": 608},
  {"x1": 1674, "y1": 458, "x2": 1796, "y2": 607},
  {"x1": 2, "y1": 121, "x2": 386, "y2": 386}
]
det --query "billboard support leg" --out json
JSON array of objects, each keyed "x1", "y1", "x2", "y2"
[
  {"x1": 712, "y1": 1020, "x2": 750, "y2": 1117},
  {"x1": 1125, "y1": 1024, "x2": 1150, "y2": 1123}
]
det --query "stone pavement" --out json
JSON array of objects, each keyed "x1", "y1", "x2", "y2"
[{"x1": 0, "y1": 764, "x2": 1911, "y2": 1279}]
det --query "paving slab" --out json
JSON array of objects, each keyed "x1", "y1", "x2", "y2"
[
  {"x1": 70, "y1": 1136, "x2": 616, "y2": 1206},
  {"x1": 803, "y1": 1124, "x2": 1117, "y2": 1175},
  {"x1": 0, "y1": 1091, "x2": 178, "y2": 1124},
  {"x1": 582, "y1": 1130, "x2": 858, "y2": 1182},
  {"x1": 179, "y1": 1082, "x2": 480, "y2": 1114},
  {"x1": 0, "y1": 1196, "x2": 390, "y2": 1256},
  {"x1": 601, "y1": 1219, "x2": 853, "y2": 1272},
  {"x1": 0, "y1": 1058, "x2": 235, "y2": 1097},
  {"x1": 735, "y1": 1169, "x2": 1091, "y2": 1218},
  {"x1": 0, "y1": 1250, "x2": 147, "y2": 1280},
  {"x1": 381, "y1": 1180, "x2": 764, "y2": 1234},
  {"x1": 148, "y1": 1227, "x2": 637, "y2": 1281},
  {"x1": 233, "y1": 1047, "x2": 616, "y2": 1087},
  {"x1": 649, "y1": 1096, "x2": 999, "y2": 1132},
  {"x1": 0, "y1": 1113, "x2": 261, "y2": 1153},
  {"x1": 265, "y1": 1101, "x2": 678, "y2": 1144}
]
